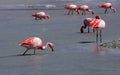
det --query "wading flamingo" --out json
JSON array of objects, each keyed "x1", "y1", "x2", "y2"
[
  {"x1": 19, "y1": 37, "x2": 54, "y2": 55},
  {"x1": 77, "y1": 5, "x2": 95, "y2": 15},
  {"x1": 80, "y1": 17, "x2": 95, "y2": 33},
  {"x1": 90, "y1": 16, "x2": 105, "y2": 43},
  {"x1": 99, "y1": 3, "x2": 116, "y2": 14},
  {"x1": 64, "y1": 4, "x2": 79, "y2": 15},
  {"x1": 32, "y1": 12, "x2": 50, "y2": 20}
]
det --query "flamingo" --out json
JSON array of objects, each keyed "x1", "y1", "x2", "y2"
[
  {"x1": 90, "y1": 16, "x2": 105, "y2": 43},
  {"x1": 64, "y1": 4, "x2": 79, "y2": 15},
  {"x1": 77, "y1": 5, "x2": 95, "y2": 15},
  {"x1": 80, "y1": 17, "x2": 95, "y2": 33},
  {"x1": 32, "y1": 12, "x2": 50, "y2": 20},
  {"x1": 19, "y1": 37, "x2": 54, "y2": 55},
  {"x1": 99, "y1": 3, "x2": 116, "y2": 14}
]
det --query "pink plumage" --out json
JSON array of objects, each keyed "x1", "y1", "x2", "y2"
[
  {"x1": 32, "y1": 12, "x2": 50, "y2": 20},
  {"x1": 64, "y1": 4, "x2": 79, "y2": 15},
  {"x1": 19, "y1": 37, "x2": 54, "y2": 55},
  {"x1": 99, "y1": 3, "x2": 116, "y2": 13},
  {"x1": 77, "y1": 5, "x2": 95, "y2": 15}
]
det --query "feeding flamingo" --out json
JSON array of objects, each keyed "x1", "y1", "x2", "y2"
[
  {"x1": 19, "y1": 37, "x2": 54, "y2": 55},
  {"x1": 77, "y1": 5, "x2": 95, "y2": 15},
  {"x1": 80, "y1": 17, "x2": 95, "y2": 33},
  {"x1": 32, "y1": 12, "x2": 50, "y2": 20},
  {"x1": 90, "y1": 16, "x2": 105, "y2": 43},
  {"x1": 99, "y1": 3, "x2": 116, "y2": 14},
  {"x1": 64, "y1": 4, "x2": 79, "y2": 15}
]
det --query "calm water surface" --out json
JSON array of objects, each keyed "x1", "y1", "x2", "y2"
[{"x1": 0, "y1": 0, "x2": 120, "y2": 75}]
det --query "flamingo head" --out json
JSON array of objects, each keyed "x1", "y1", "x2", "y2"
[
  {"x1": 46, "y1": 15, "x2": 50, "y2": 19},
  {"x1": 48, "y1": 42, "x2": 54, "y2": 52},
  {"x1": 95, "y1": 15, "x2": 101, "y2": 19},
  {"x1": 91, "y1": 10, "x2": 95, "y2": 15}
]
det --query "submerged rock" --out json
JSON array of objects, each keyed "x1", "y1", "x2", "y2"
[{"x1": 100, "y1": 39, "x2": 120, "y2": 48}]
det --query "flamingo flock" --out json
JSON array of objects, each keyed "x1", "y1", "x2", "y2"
[{"x1": 19, "y1": 2, "x2": 116, "y2": 55}]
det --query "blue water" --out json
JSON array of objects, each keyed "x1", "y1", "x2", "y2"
[{"x1": 0, "y1": 0, "x2": 120, "y2": 75}]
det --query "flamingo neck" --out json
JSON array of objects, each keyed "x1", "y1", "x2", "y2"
[
  {"x1": 87, "y1": 9, "x2": 94, "y2": 14},
  {"x1": 40, "y1": 42, "x2": 51, "y2": 50},
  {"x1": 111, "y1": 7, "x2": 116, "y2": 13}
]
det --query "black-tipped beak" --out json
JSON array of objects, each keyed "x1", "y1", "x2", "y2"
[{"x1": 51, "y1": 48, "x2": 54, "y2": 52}]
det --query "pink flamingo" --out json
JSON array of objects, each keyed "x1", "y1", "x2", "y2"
[
  {"x1": 19, "y1": 37, "x2": 54, "y2": 55},
  {"x1": 32, "y1": 12, "x2": 50, "y2": 20},
  {"x1": 90, "y1": 16, "x2": 106, "y2": 43},
  {"x1": 77, "y1": 5, "x2": 95, "y2": 15},
  {"x1": 99, "y1": 3, "x2": 116, "y2": 14},
  {"x1": 64, "y1": 4, "x2": 79, "y2": 15},
  {"x1": 80, "y1": 17, "x2": 95, "y2": 33}
]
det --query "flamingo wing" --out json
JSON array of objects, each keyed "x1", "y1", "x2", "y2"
[
  {"x1": 90, "y1": 19, "x2": 101, "y2": 29},
  {"x1": 19, "y1": 37, "x2": 34, "y2": 46}
]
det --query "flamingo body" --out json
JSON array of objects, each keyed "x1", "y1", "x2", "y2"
[
  {"x1": 32, "y1": 12, "x2": 50, "y2": 20},
  {"x1": 90, "y1": 16, "x2": 106, "y2": 43},
  {"x1": 90, "y1": 19, "x2": 105, "y2": 29},
  {"x1": 19, "y1": 37, "x2": 54, "y2": 55},
  {"x1": 99, "y1": 3, "x2": 116, "y2": 13},
  {"x1": 64, "y1": 4, "x2": 77, "y2": 10},
  {"x1": 77, "y1": 5, "x2": 94, "y2": 15},
  {"x1": 64, "y1": 4, "x2": 79, "y2": 15}
]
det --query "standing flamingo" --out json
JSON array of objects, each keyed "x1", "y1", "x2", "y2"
[
  {"x1": 90, "y1": 16, "x2": 105, "y2": 43},
  {"x1": 77, "y1": 5, "x2": 95, "y2": 15},
  {"x1": 19, "y1": 37, "x2": 54, "y2": 55},
  {"x1": 99, "y1": 3, "x2": 116, "y2": 14},
  {"x1": 64, "y1": 4, "x2": 79, "y2": 15},
  {"x1": 80, "y1": 17, "x2": 95, "y2": 33},
  {"x1": 32, "y1": 12, "x2": 50, "y2": 20}
]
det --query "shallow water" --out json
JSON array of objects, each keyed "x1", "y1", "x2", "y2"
[{"x1": 0, "y1": 0, "x2": 120, "y2": 75}]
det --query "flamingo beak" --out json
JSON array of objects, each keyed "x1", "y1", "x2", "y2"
[{"x1": 51, "y1": 47, "x2": 54, "y2": 52}]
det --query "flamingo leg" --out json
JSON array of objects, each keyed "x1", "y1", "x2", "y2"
[
  {"x1": 34, "y1": 49, "x2": 36, "y2": 55},
  {"x1": 82, "y1": 11, "x2": 84, "y2": 15},
  {"x1": 96, "y1": 30, "x2": 98, "y2": 43},
  {"x1": 84, "y1": 11, "x2": 86, "y2": 15},
  {"x1": 105, "y1": 8, "x2": 108, "y2": 14},
  {"x1": 67, "y1": 10, "x2": 71, "y2": 15},
  {"x1": 93, "y1": 29, "x2": 95, "y2": 32},
  {"x1": 22, "y1": 48, "x2": 30, "y2": 55},
  {"x1": 88, "y1": 26, "x2": 90, "y2": 33},
  {"x1": 71, "y1": 10, "x2": 74, "y2": 15},
  {"x1": 100, "y1": 30, "x2": 102, "y2": 43},
  {"x1": 35, "y1": 17, "x2": 37, "y2": 20},
  {"x1": 76, "y1": 10, "x2": 79, "y2": 14}
]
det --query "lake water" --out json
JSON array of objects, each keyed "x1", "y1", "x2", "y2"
[{"x1": 0, "y1": 0, "x2": 120, "y2": 75}]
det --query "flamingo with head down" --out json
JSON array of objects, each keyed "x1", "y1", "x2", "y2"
[
  {"x1": 99, "y1": 3, "x2": 116, "y2": 14},
  {"x1": 32, "y1": 12, "x2": 50, "y2": 20},
  {"x1": 64, "y1": 4, "x2": 79, "y2": 15},
  {"x1": 77, "y1": 5, "x2": 95, "y2": 15},
  {"x1": 80, "y1": 17, "x2": 95, "y2": 33},
  {"x1": 19, "y1": 37, "x2": 54, "y2": 55},
  {"x1": 90, "y1": 16, "x2": 106, "y2": 43}
]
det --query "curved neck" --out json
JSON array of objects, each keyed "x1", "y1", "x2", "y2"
[
  {"x1": 111, "y1": 7, "x2": 116, "y2": 13},
  {"x1": 40, "y1": 42, "x2": 51, "y2": 50}
]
